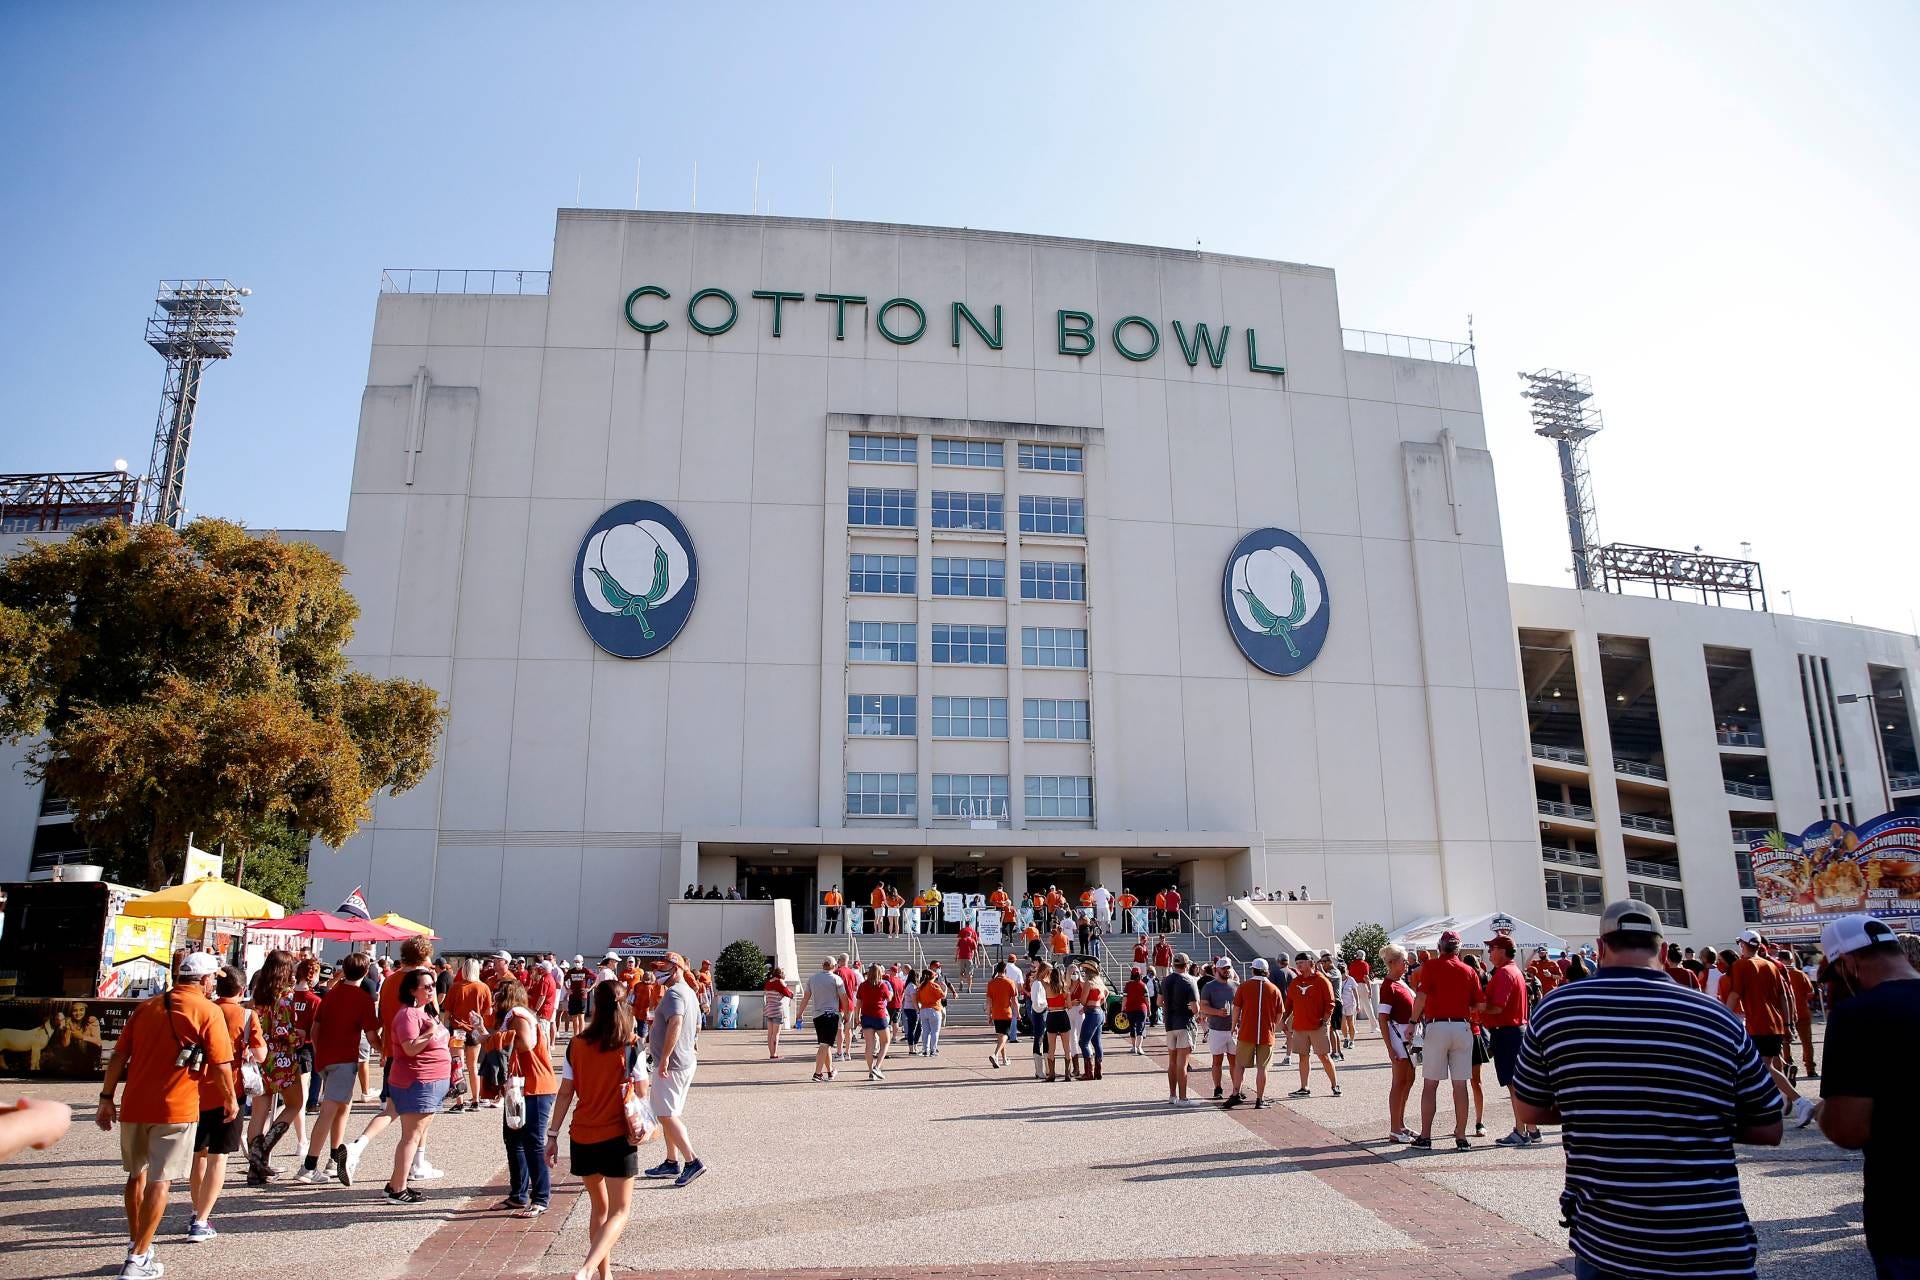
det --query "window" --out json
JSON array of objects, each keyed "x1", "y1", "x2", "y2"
[
  {"x1": 847, "y1": 694, "x2": 916, "y2": 737},
  {"x1": 1022, "y1": 626, "x2": 1088, "y2": 668},
  {"x1": 932, "y1": 557, "x2": 1005, "y2": 598},
  {"x1": 1020, "y1": 560, "x2": 1085, "y2": 601},
  {"x1": 931, "y1": 438, "x2": 1003, "y2": 469},
  {"x1": 932, "y1": 696, "x2": 1008, "y2": 739},
  {"x1": 1631, "y1": 881, "x2": 1688, "y2": 929},
  {"x1": 1734, "y1": 851, "x2": 1756, "y2": 892},
  {"x1": 1019, "y1": 443, "x2": 1082, "y2": 473},
  {"x1": 849, "y1": 554, "x2": 915, "y2": 595},
  {"x1": 1543, "y1": 868, "x2": 1603, "y2": 915},
  {"x1": 1024, "y1": 698, "x2": 1090, "y2": 741},
  {"x1": 848, "y1": 621, "x2": 916, "y2": 663},
  {"x1": 1025, "y1": 775, "x2": 1093, "y2": 819},
  {"x1": 1019, "y1": 495, "x2": 1085, "y2": 536},
  {"x1": 849, "y1": 434, "x2": 915, "y2": 464},
  {"x1": 931, "y1": 490, "x2": 1004, "y2": 532},
  {"x1": 932, "y1": 773, "x2": 1009, "y2": 818},
  {"x1": 845, "y1": 772, "x2": 915, "y2": 817},
  {"x1": 848, "y1": 487, "x2": 915, "y2": 528},
  {"x1": 931, "y1": 623, "x2": 1006, "y2": 665},
  {"x1": 1741, "y1": 896, "x2": 1761, "y2": 924}
]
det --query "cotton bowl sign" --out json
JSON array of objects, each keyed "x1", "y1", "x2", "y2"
[
  {"x1": 574, "y1": 500, "x2": 698, "y2": 658},
  {"x1": 1222, "y1": 528, "x2": 1330, "y2": 676}
]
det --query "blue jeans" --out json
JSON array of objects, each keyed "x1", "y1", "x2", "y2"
[
  {"x1": 1077, "y1": 1008, "x2": 1103, "y2": 1060},
  {"x1": 504, "y1": 1093, "x2": 553, "y2": 1207},
  {"x1": 902, "y1": 1007, "x2": 920, "y2": 1046}
]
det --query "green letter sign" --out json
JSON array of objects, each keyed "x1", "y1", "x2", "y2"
[
  {"x1": 1112, "y1": 315, "x2": 1159, "y2": 362},
  {"x1": 952, "y1": 302, "x2": 1003, "y2": 350},
  {"x1": 813, "y1": 293, "x2": 867, "y2": 341},
  {"x1": 1173, "y1": 320, "x2": 1231, "y2": 369},
  {"x1": 1245, "y1": 328, "x2": 1285, "y2": 376},
  {"x1": 1057, "y1": 310, "x2": 1095, "y2": 356},
  {"x1": 686, "y1": 287, "x2": 737, "y2": 335},
  {"x1": 751, "y1": 289, "x2": 806, "y2": 337},
  {"x1": 624, "y1": 284, "x2": 670, "y2": 334},
  {"x1": 875, "y1": 297, "x2": 927, "y2": 345}
]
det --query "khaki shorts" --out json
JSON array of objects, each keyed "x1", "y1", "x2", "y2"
[
  {"x1": 1233, "y1": 1041, "x2": 1273, "y2": 1069},
  {"x1": 121, "y1": 1121, "x2": 195, "y2": 1182},
  {"x1": 1287, "y1": 1026, "x2": 1332, "y2": 1058},
  {"x1": 1421, "y1": 1021, "x2": 1474, "y2": 1082}
]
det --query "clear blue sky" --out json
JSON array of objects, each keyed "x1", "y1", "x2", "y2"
[{"x1": 3, "y1": 3, "x2": 1915, "y2": 629}]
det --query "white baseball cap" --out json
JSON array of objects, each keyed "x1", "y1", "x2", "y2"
[
  {"x1": 1821, "y1": 915, "x2": 1897, "y2": 960},
  {"x1": 179, "y1": 952, "x2": 221, "y2": 977},
  {"x1": 1248, "y1": 958, "x2": 1268, "y2": 974},
  {"x1": 1737, "y1": 929, "x2": 1764, "y2": 946},
  {"x1": 492, "y1": 950, "x2": 512, "y2": 961}
]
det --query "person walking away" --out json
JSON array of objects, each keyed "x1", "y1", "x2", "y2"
[
  {"x1": 1122, "y1": 967, "x2": 1151, "y2": 1055},
  {"x1": 444, "y1": 959, "x2": 492, "y2": 1112},
  {"x1": 1784, "y1": 957, "x2": 1817, "y2": 1080},
  {"x1": 643, "y1": 953, "x2": 705, "y2": 1187},
  {"x1": 1028, "y1": 962, "x2": 1051, "y2": 1078},
  {"x1": 834, "y1": 955, "x2": 860, "y2": 1062},
  {"x1": 564, "y1": 956, "x2": 593, "y2": 1038},
  {"x1": 488, "y1": 979, "x2": 557, "y2": 1216},
  {"x1": 762, "y1": 966, "x2": 796, "y2": 1061},
  {"x1": 527, "y1": 961, "x2": 560, "y2": 1049},
  {"x1": 1410, "y1": 930, "x2": 1480, "y2": 1149},
  {"x1": 856, "y1": 965, "x2": 894, "y2": 1078},
  {"x1": 294, "y1": 958, "x2": 325, "y2": 1116},
  {"x1": 1160, "y1": 954, "x2": 1199, "y2": 1104},
  {"x1": 1813, "y1": 915, "x2": 1920, "y2": 1277},
  {"x1": 1196, "y1": 961, "x2": 1238, "y2": 1100},
  {"x1": 1338, "y1": 968, "x2": 1359, "y2": 1049},
  {"x1": 187, "y1": 965, "x2": 257, "y2": 1242},
  {"x1": 1378, "y1": 945, "x2": 1417, "y2": 1142},
  {"x1": 373, "y1": 968, "x2": 450, "y2": 1203},
  {"x1": 1002, "y1": 954, "x2": 1024, "y2": 1044},
  {"x1": 1163, "y1": 885, "x2": 1182, "y2": 931},
  {"x1": 547, "y1": 980, "x2": 644, "y2": 1280},
  {"x1": 343, "y1": 936, "x2": 446, "y2": 1185},
  {"x1": 1075, "y1": 962, "x2": 1106, "y2": 1079},
  {"x1": 244, "y1": 949, "x2": 309, "y2": 1184},
  {"x1": 1224, "y1": 958, "x2": 1287, "y2": 1108},
  {"x1": 1279, "y1": 954, "x2": 1339, "y2": 1100},
  {"x1": 986, "y1": 962, "x2": 1018, "y2": 1068},
  {"x1": 96, "y1": 951, "x2": 235, "y2": 1280},
  {"x1": 300, "y1": 952, "x2": 382, "y2": 1185},
  {"x1": 1464, "y1": 954, "x2": 1489, "y2": 1137},
  {"x1": 916, "y1": 968, "x2": 948, "y2": 1057},
  {"x1": 1513, "y1": 900, "x2": 1782, "y2": 1280},
  {"x1": 1317, "y1": 955, "x2": 1346, "y2": 1062},
  {"x1": 955, "y1": 921, "x2": 980, "y2": 993},
  {"x1": 1723, "y1": 930, "x2": 1813, "y2": 1126},
  {"x1": 1348, "y1": 950, "x2": 1375, "y2": 1025},
  {"x1": 794, "y1": 958, "x2": 845, "y2": 1083},
  {"x1": 1475, "y1": 936, "x2": 1537, "y2": 1146},
  {"x1": 892, "y1": 962, "x2": 918, "y2": 1053}
]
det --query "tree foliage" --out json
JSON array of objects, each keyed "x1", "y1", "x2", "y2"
[
  {"x1": 1339, "y1": 921, "x2": 1390, "y2": 969},
  {"x1": 224, "y1": 819, "x2": 312, "y2": 912},
  {"x1": 0, "y1": 519, "x2": 445, "y2": 888},
  {"x1": 713, "y1": 939, "x2": 769, "y2": 992}
]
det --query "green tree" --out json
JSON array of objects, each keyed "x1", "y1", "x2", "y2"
[
  {"x1": 0, "y1": 518, "x2": 445, "y2": 889},
  {"x1": 713, "y1": 939, "x2": 769, "y2": 991},
  {"x1": 223, "y1": 819, "x2": 313, "y2": 912},
  {"x1": 1340, "y1": 921, "x2": 1389, "y2": 969}
]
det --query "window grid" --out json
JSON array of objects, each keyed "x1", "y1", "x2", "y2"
[
  {"x1": 1022, "y1": 626, "x2": 1088, "y2": 668},
  {"x1": 848, "y1": 621, "x2": 916, "y2": 663},
  {"x1": 848, "y1": 434, "x2": 916, "y2": 464},
  {"x1": 931, "y1": 623, "x2": 1006, "y2": 665},
  {"x1": 1019, "y1": 495, "x2": 1085, "y2": 536},
  {"x1": 848, "y1": 487, "x2": 916, "y2": 529},
  {"x1": 1023, "y1": 698, "x2": 1091, "y2": 741},
  {"x1": 1025, "y1": 775, "x2": 1093, "y2": 819},
  {"x1": 1543, "y1": 868, "x2": 1603, "y2": 915},
  {"x1": 1020, "y1": 560, "x2": 1086, "y2": 601},
  {"x1": 845, "y1": 772, "x2": 916, "y2": 817},
  {"x1": 932, "y1": 556, "x2": 1005, "y2": 598},
  {"x1": 931, "y1": 490, "x2": 1005, "y2": 532},
  {"x1": 849, "y1": 554, "x2": 915, "y2": 595},
  {"x1": 847, "y1": 694, "x2": 916, "y2": 737},
  {"x1": 931, "y1": 438, "x2": 1003, "y2": 469},
  {"x1": 1630, "y1": 881, "x2": 1689, "y2": 930},
  {"x1": 1019, "y1": 443, "x2": 1083, "y2": 473},
  {"x1": 931, "y1": 696, "x2": 1008, "y2": 739},
  {"x1": 932, "y1": 773, "x2": 1009, "y2": 818}
]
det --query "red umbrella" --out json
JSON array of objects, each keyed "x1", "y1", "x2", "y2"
[{"x1": 251, "y1": 909, "x2": 392, "y2": 941}]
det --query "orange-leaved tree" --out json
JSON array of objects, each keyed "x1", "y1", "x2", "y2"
[{"x1": 0, "y1": 518, "x2": 444, "y2": 890}]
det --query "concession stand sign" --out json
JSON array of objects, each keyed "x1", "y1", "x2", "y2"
[{"x1": 1751, "y1": 811, "x2": 1920, "y2": 925}]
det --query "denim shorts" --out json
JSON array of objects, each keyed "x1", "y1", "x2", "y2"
[{"x1": 390, "y1": 1077, "x2": 449, "y2": 1115}]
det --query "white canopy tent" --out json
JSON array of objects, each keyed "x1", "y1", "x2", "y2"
[{"x1": 1388, "y1": 911, "x2": 1568, "y2": 955}]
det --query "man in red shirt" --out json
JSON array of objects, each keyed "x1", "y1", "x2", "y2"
[
  {"x1": 1346, "y1": 951, "x2": 1375, "y2": 1024},
  {"x1": 1163, "y1": 886, "x2": 1183, "y2": 931},
  {"x1": 1723, "y1": 930, "x2": 1808, "y2": 1124},
  {"x1": 1151, "y1": 936, "x2": 1174, "y2": 981},
  {"x1": 835, "y1": 954, "x2": 860, "y2": 1061},
  {"x1": 1474, "y1": 936, "x2": 1537, "y2": 1146},
  {"x1": 955, "y1": 921, "x2": 980, "y2": 993},
  {"x1": 1410, "y1": 929, "x2": 1483, "y2": 1150},
  {"x1": 526, "y1": 962, "x2": 559, "y2": 1047}
]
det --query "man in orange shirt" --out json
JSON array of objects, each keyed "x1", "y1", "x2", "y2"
[
  {"x1": 1724, "y1": 930, "x2": 1809, "y2": 1124},
  {"x1": 1783, "y1": 955, "x2": 1817, "y2": 1079},
  {"x1": 1280, "y1": 953, "x2": 1340, "y2": 1099},
  {"x1": 1050, "y1": 922, "x2": 1073, "y2": 956},
  {"x1": 1153, "y1": 889, "x2": 1169, "y2": 932},
  {"x1": 985, "y1": 961, "x2": 1019, "y2": 1068},
  {"x1": 1022, "y1": 921, "x2": 1043, "y2": 962},
  {"x1": 1115, "y1": 889, "x2": 1138, "y2": 933},
  {"x1": 96, "y1": 952, "x2": 235, "y2": 1279},
  {"x1": 822, "y1": 886, "x2": 844, "y2": 934},
  {"x1": 1223, "y1": 958, "x2": 1287, "y2": 1108},
  {"x1": 869, "y1": 884, "x2": 888, "y2": 935}
]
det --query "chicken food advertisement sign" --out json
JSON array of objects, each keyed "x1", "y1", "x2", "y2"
[{"x1": 1750, "y1": 812, "x2": 1920, "y2": 923}]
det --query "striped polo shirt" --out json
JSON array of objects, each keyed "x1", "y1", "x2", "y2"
[{"x1": 1512, "y1": 967, "x2": 1781, "y2": 1278}]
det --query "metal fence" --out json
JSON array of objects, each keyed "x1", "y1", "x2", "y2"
[
  {"x1": 1538, "y1": 799, "x2": 1595, "y2": 821},
  {"x1": 1614, "y1": 758, "x2": 1668, "y2": 781},
  {"x1": 1531, "y1": 742, "x2": 1588, "y2": 765},
  {"x1": 1342, "y1": 328, "x2": 1475, "y2": 366},
  {"x1": 379, "y1": 268, "x2": 551, "y2": 296},
  {"x1": 1621, "y1": 813, "x2": 1676, "y2": 835}
]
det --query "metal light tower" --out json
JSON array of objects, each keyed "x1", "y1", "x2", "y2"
[
  {"x1": 140, "y1": 279, "x2": 249, "y2": 528},
  {"x1": 1519, "y1": 369, "x2": 1604, "y2": 590}
]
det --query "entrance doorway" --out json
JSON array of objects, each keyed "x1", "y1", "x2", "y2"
[
  {"x1": 1122, "y1": 863, "x2": 1188, "y2": 929},
  {"x1": 741, "y1": 864, "x2": 817, "y2": 930},
  {"x1": 842, "y1": 866, "x2": 911, "y2": 929},
  {"x1": 1026, "y1": 864, "x2": 1088, "y2": 904}
]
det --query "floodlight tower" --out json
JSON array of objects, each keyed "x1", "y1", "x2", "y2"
[
  {"x1": 140, "y1": 279, "x2": 249, "y2": 528},
  {"x1": 1519, "y1": 369, "x2": 1604, "y2": 590}
]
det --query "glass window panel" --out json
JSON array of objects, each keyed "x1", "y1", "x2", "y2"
[
  {"x1": 848, "y1": 621, "x2": 916, "y2": 663},
  {"x1": 844, "y1": 772, "x2": 916, "y2": 817},
  {"x1": 849, "y1": 554, "x2": 916, "y2": 594},
  {"x1": 1023, "y1": 698, "x2": 1091, "y2": 741},
  {"x1": 931, "y1": 557, "x2": 1005, "y2": 598},
  {"x1": 847, "y1": 487, "x2": 917, "y2": 528},
  {"x1": 848, "y1": 434, "x2": 916, "y2": 464},
  {"x1": 1017, "y1": 495, "x2": 1085, "y2": 535},
  {"x1": 847, "y1": 694, "x2": 916, "y2": 737},
  {"x1": 1020, "y1": 626, "x2": 1088, "y2": 668},
  {"x1": 1018, "y1": 443, "x2": 1083, "y2": 473},
  {"x1": 931, "y1": 696, "x2": 1009, "y2": 739},
  {"x1": 930, "y1": 624, "x2": 1006, "y2": 665},
  {"x1": 1019, "y1": 560, "x2": 1085, "y2": 601},
  {"x1": 931, "y1": 438, "x2": 1004, "y2": 469},
  {"x1": 932, "y1": 773, "x2": 1010, "y2": 818}
]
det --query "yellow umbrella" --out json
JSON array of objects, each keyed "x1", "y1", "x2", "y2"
[
  {"x1": 372, "y1": 911, "x2": 434, "y2": 937},
  {"x1": 124, "y1": 876, "x2": 285, "y2": 920}
]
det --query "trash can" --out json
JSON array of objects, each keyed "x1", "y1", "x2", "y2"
[{"x1": 717, "y1": 994, "x2": 739, "y2": 1030}]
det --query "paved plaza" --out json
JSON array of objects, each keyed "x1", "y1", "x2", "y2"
[{"x1": 0, "y1": 1023, "x2": 1874, "y2": 1279}]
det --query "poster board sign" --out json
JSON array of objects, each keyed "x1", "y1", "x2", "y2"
[
  {"x1": 1017, "y1": 906, "x2": 1035, "y2": 930},
  {"x1": 904, "y1": 908, "x2": 922, "y2": 934},
  {"x1": 1128, "y1": 907, "x2": 1151, "y2": 935},
  {"x1": 183, "y1": 844, "x2": 223, "y2": 883},
  {"x1": 847, "y1": 907, "x2": 865, "y2": 934},
  {"x1": 1209, "y1": 906, "x2": 1230, "y2": 934},
  {"x1": 941, "y1": 895, "x2": 966, "y2": 923},
  {"x1": 975, "y1": 910, "x2": 1003, "y2": 945},
  {"x1": 0, "y1": 996, "x2": 144, "y2": 1078},
  {"x1": 608, "y1": 932, "x2": 668, "y2": 958},
  {"x1": 1753, "y1": 811, "x2": 1920, "y2": 924}
]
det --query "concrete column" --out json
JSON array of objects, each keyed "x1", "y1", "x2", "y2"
[
  {"x1": 1225, "y1": 848, "x2": 1254, "y2": 897},
  {"x1": 1190, "y1": 859, "x2": 1227, "y2": 907},
  {"x1": 1005, "y1": 853, "x2": 1029, "y2": 900},
  {"x1": 1094, "y1": 854, "x2": 1124, "y2": 899},
  {"x1": 914, "y1": 853, "x2": 935, "y2": 895},
  {"x1": 817, "y1": 852, "x2": 844, "y2": 901}
]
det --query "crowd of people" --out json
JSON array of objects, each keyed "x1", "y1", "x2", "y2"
[{"x1": 815, "y1": 880, "x2": 1192, "y2": 936}]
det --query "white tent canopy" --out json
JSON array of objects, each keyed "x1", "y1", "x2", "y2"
[{"x1": 1388, "y1": 911, "x2": 1568, "y2": 954}]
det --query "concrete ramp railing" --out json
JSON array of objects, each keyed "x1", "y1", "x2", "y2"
[{"x1": 1227, "y1": 898, "x2": 1320, "y2": 959}]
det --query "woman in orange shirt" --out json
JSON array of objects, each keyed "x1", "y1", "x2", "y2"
[
  {"x1": 1075, "y1": 962, "x2": 1108, "y2": 1081},
  {"x1": 914, "y1": 969, "x2": 947, "y2": 1058},
  {"x1": 1043, "y1": 964, "x2": 1073, "y2": 1082},
  {"x1": 491, "y1": 980, "x2": 559, "y2": 1216},
  {"x1": 547, "y1": 981, "x2": 644, "y2": 1280}
]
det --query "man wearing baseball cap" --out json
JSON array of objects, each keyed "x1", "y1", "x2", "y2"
[
  {"x1": 1723, "y1": 929, "x2": 1811, "y2": 1126},
  {"x1": 1512, "y1": 900, "x2": 1781, "y2": 1280},
  {"x1": 1409, "y1": 929, "x2": 1480, "y2": 1150},
  {"x1": 1814, "y1": 914, "x2": 1920, "y2": 1277},
  {"x1": 643, "y1": 952, "x2": 706, "y2": 1187}
]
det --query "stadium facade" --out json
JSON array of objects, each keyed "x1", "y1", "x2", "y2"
[{"x1": 4, "y1": 210, "x2": 1916, "y2": 952}]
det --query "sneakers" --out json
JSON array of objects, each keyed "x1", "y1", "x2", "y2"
[
  {"x1": 1287, "y1": 1087, "x2": 1311, "y2": 1098},
  {"x1": 1211, "y1": 1086, "x2": 1224, "y2": 1100},
  {"x1": 186, "y1": 1221, "x2": 216, "y2": 1243},
  {"x1": 118, "y1": 1252, "x2": 164, "y2": 1279},
  {"x1": 1793, "y1": 1096, "x2": 1818, "y2": 1129},
  {"x1": 382, "y1": 1185, "x2": 424, "y2": 1204},
  {"x1": 339, "y1": 1139, "x2": 364, "y2": 1187},
  {"x1": 1330, "y1": 1084, "x2": 1342, "y2": 1097},
  {"x1": 301, "y1": 1164, "x2": 331, "y2": 1185},
  {"x1": 1221, "y1": 1091, "x2": 1245, "y2": 1109},
  {"x1": 673, "y1": 1157, "x2": 706, "y2": 1188},
  {"x1": 1495, "y1": 1130, "x2": 1529, "y2": 1147},
  {"x1": 1408, "y1": 1136, "x2": 1432, "y2": 1149},
  {"x1": 643, "y1": 1159, "x2": 682, "y2": 1179},
  {"x1": 410, "y1": 1155, "x2": 445, "y2": 1181},
  {"x1": 1252, "y1": 1098, "x2": 1270, "y2": 1110},
  {"x1": 1473, "y1": 1122, "x2": 1486, "y2": 1137},
  {"x1": 1455, "y1": 1136, "x2": 1472, "y2": 1151},
  {"x1": 1389, "y1": 1128, "x2": 1416, "y2": 1143}
]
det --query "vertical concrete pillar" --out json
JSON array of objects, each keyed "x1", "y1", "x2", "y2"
[
  {"x1": 914, "y1": 853, "x2": 935, "y2": 894},
  {"x1": 1094, "y1": 854, "x2": 1124, "y2": 899},
  {"x1": 1225, "y1": 848, "x2": 1254, "y2": 898},
  {"x1": 817, "y1": 851, "x2": 844, "y2": 914},
  {"x1": 1005, "y1": 853, "x2": 1029, "y2": 900}
]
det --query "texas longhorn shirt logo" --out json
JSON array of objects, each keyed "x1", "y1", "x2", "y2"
[{"x1": 573, "y1": 500, "x2": 699, "y2": 658}]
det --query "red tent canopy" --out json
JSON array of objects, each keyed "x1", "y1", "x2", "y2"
[{"x1": 251, "y1": 909, "x2": 396, "y2": 941}]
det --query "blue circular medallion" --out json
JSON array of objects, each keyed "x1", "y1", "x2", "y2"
[
  {"x1": 573, "y1": 500, "x2": 699, "y2": 659},
  {"x1": 1221, "y1": 528, "x2": 1330, "y2": 676}
]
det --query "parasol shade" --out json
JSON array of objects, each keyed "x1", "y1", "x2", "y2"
[
  {"x1": 251, "y1": 909, "x2": 382, "y2": 939},
  {"x1": 125, "y1": 876, "x2": 286, "y2": 920},
  {"x1": 371, "y1": 912, "x2": 436, "y2": 938}
]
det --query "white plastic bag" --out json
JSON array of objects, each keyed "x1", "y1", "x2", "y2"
[
  {"x1": 503, "y1": 1075, "x2": 526, "y2": 1130},
  {"x1": 622, "y1": 1083, "x2": 656, "y2": 1145}
]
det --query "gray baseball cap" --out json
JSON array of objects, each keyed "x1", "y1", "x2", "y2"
[{"x1": 1599, "y1": 899, "x2": 1663, "y2": 938}]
